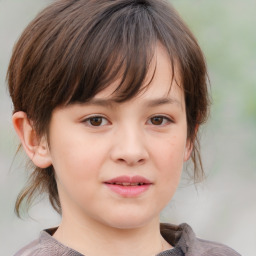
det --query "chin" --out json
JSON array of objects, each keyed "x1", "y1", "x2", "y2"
[
  {"x1": 99, "y1": 211, "x2": 158, "y2": 230},
  {"x1": 107, "y1": 221, "x2": 150, "y2": 230}
]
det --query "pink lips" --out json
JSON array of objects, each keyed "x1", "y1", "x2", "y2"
[{"x1": 104, "y1": 175, "x2": 152, "y2": 197}]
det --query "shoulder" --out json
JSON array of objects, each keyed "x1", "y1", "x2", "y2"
[
  {"x1": 13, "y1": 227, "x2": 81, "y2": 256},
  {"x1": 160, "y1": 223, "x2": 241, "y2": 256},
  {"x1": 13, "y1": 237, "x2": 44, "y2": 256},
  {"x1": 193, "y1": 237, "x2": 241, "y2": 256}
]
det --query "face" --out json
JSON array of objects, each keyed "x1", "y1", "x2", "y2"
[{"x1": 46, "y1": 45, "x2": 191, "y2": 230}]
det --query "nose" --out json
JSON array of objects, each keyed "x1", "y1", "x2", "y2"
[{"x1": 110, "y1": 125, "x2": 149, "y2": 166}]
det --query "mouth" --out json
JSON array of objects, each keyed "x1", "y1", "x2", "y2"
[
  {"x1": 104, "y1": 175, "x2": 152, "y2": 185},
  {"x1": 104, "y1": 176, "x2": 152, "y2": 197},
  {"x1": 105, "y1": 182, "x2": 148, "y2": 186}
]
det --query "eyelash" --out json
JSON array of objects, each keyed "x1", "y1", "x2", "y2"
[{"x1": 82, "y1": 115, "x2": 173, "y2": 127}]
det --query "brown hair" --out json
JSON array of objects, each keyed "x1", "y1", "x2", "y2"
[{"x1": 7, "y1": 0, "x2": 210, "y2": 216}]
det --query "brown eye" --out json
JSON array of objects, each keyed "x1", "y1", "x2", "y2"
[
  {"x1": 84, "y1": 116, "x2": 109, "y2": 127},
  {"x1": 89, "y1": 117, "x2": 103, "y2": 126},
  {"x1": 148, "y1": 116, "x2": 172, "y2": 126},
  {"x1": 150, "y1": 116, "x2": 164, "y2": 125}
]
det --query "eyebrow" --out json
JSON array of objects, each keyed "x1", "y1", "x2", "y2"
[
  {"x1": 144, "y1": 97, "x2": 182, "y2": 108},
  {"x1": 83, "y1": 99, "x2": 116, "y2": 108},
  {"x1": 83, "y1": 97, "x2": 182, "y2": 109}
]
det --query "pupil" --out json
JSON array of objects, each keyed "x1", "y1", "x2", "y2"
[
  {"x1": 151, "y1": 117, "x2": 163, "y2": 125},
  {"x1": 90, "y1": 117, "x2": 102, "y2": 126}
]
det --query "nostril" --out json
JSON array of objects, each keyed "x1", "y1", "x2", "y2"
[
  {"x1": 116, "y1": 157, "x2": 145, "y2": 166},
  {"x1": 117, "y1": 158, "x2": 126, "y2": 163}
]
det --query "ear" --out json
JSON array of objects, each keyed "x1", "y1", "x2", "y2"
[
  {"x1": 183, "y1": 125, "x2": 199, "y2": 162},
  {"x1": 183, "y1": 139, "x2": 193, "y2": 162},
  {"x1": 12, "y1": 111, "x2": 52, "y2": 168}
]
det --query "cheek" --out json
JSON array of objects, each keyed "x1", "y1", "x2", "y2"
[
  {"x1": 152, "y1": 134, "x2": 187, "y2": 172},
  {"x1": 50, "y1": 142, "x2": 103, "y2": 207},
  {"x1": 49, "y1": 133, "x2": 106, "y2": 187},
  {"x1": 151, "y1": 133, "x2": 187, "y2": 196}
]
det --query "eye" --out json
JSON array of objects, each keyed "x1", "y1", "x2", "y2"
[
  {"x1": 147, "y1": 116, "x2": 172, "y2": 126},
  {"x1": 83, "y1": 116, "x2": 109, "y2": 127}
]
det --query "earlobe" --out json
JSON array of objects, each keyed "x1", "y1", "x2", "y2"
[{"x1": 12, "y1": 111, "x2": 52, "y2": 168}]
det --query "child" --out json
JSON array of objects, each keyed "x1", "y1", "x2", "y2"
[{"x1": 8, "y1": 0, "x2": 240, "y2": 255}]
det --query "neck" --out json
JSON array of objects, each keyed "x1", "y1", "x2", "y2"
[{"x1": 54, "y1": 214, "x2": 170, "y2": 256}]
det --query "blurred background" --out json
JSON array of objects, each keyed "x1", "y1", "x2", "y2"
[{"x1": 0, "y1": 0, "x2": 255, "y2": 255}]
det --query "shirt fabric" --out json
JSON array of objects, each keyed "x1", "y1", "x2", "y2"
[{"x1": 14, "y1": 223, "x2": 241, "y2": 256}]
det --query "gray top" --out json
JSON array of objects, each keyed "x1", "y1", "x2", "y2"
[{"x1": 14, "y1": 223, "x2": 241, "y2": 256}]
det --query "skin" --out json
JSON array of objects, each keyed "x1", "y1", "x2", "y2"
[{"x1": 13, "y1": 45, "x2": 193, "y2": 256}]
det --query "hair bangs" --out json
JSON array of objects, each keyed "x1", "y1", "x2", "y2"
[{"x1": 52, "y1": 1, "x2": 159, "y2": 105}]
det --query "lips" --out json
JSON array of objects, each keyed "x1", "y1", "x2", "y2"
[
  {"x1": 104, "y1": 176, "x2": 152, "y2": 197},
  {"x1": 108, "y1": 182, "x2": 145, "y2": 186},
  {"x1": 105, "y1": 175, "x2": 152, "y2": 185}
]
